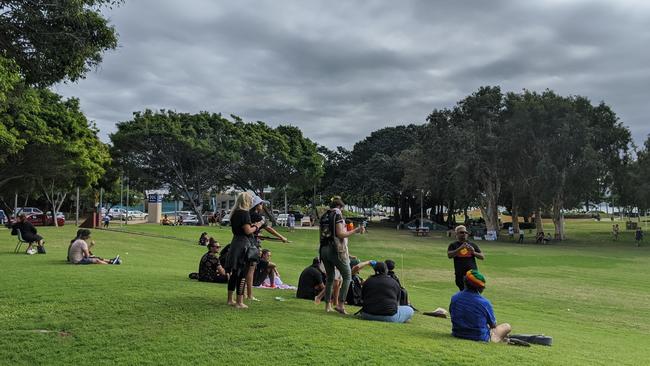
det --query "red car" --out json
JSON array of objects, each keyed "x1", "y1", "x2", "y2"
[{"x1": 9, "y1": 213, "x2": 65, "y2": 226}]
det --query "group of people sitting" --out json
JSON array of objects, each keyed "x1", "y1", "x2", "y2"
[
  {"x1": 296, "y1": 256, "x2": 414, "y2": 323},
  {"x1": 67, "y1": 229, "x2": 121, "y2": 265}
]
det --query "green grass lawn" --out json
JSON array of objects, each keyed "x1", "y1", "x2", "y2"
[{"x1": 1, "y1": 219, "x2": 649, "y2": 365}]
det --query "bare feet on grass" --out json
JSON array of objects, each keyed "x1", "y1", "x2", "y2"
[{"x1": 235, "y1": 303, "x2": 249, "y2": 309}]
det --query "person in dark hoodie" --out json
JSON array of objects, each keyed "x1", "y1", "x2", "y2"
[{"x1": 358, "y1": 262, "x2": 414, "y2": 323}]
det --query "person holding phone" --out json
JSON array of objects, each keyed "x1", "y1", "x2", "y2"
[{"x1": 447, "y1": 225, "x2": 484, "y2": 291}]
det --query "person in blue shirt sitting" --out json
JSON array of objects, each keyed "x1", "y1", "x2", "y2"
[{"x1": 449, "y1": 269, "x2": 511, "y2": 343}]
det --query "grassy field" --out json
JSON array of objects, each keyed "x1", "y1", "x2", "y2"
[{"x1": 1, "y1": 219, "x2": 649, "y2": 365}]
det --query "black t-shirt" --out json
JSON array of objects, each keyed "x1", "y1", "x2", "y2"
[
  {"x1": 296, "y1": 265, "x2": 324, "y2": 299},
  {"x1": 198, "y1": 252, "x2": 222, "y2": 282},
  {"x1": 319, "y1": 209, "x2": 344, "y2": 247},
  {"x1": 361, "y1": 274, "x2": 401, "y2": 316},
  {"x1": 447, "y1": 241, "x2": 482, "y2": 275},
  {"x1": 387, "y1": 270, "x2": 402, "y2": 287},
  {"x1": 252, "y1": 259, "x2": 269, "y2": 286},
  {"x1": 231, "y1": 209, "x2": 252, "y2": 237},
  {"x1": 249, "y1": 209, "x2": 268, "y2": 239}
]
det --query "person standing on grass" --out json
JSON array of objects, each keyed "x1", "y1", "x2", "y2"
[
  {"x1": 612, "y1": 224, "x2": 620, "y2": 241},
  {"x1": 447, "y1": 225, "x2": 484, "y2": 291},
  {"x1": 318, "y1": 196, "x2": 365, "y2": 314},
  {"x1": 245, "y1": 195, "x2": 288, "y2": 301},
  {"x1": 635, "y1": 227, "x2": 643, "y2": 247},
  {"x1": 449, "y1": 269, "x2": 512, "y2": 343},
  {"x1": 225, "y1": 192, "x2": 259, "y2": 309}
]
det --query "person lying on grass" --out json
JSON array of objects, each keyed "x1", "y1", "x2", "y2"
[
  {"x1": 449, "y1": 269, "x2": 511, "y2": 343},
  {"x1": 358, "y1": 262, "x2": 414, "y2": 323},
  {"x1": 296, "y1": 257, "x2": 325, "y2": 301},
  {"x1": 198, "y1": 238, "x2": 228, "y2": 283},
  {"x1": 67, "y1": 229, "x2": 119, "y2": 265}
]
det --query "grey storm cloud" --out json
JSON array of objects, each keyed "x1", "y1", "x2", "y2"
[{"x1": 53, "y1": 0, "x2": 650, "y2": 148}]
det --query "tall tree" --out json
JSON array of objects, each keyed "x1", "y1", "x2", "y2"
[{"x1": 0, "y1": 0, "x2": 120, "y2": 86}]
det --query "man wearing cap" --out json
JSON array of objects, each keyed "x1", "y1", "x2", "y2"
[
  {"x1": 447, "y1": 225, "x2": 484, "y2": 291},
  {"x1": 449, "y1": 269, "x2": 511, "y2": 342},
  {"x1": 198, "y1": 238, "x2": 228, "y2": 283}
]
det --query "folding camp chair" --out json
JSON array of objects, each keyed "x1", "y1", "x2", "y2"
[{"x1": 14, "y1": 230, "x2": 29, "y2": 253}]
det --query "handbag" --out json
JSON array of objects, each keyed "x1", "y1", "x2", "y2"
[{"x1": 245, "y1": 240, "x2": 260, "y2": 262}]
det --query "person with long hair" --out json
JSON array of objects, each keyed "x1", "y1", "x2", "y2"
[{"x1": 225, "y1": 192, "x2": 259, "y2": 309}]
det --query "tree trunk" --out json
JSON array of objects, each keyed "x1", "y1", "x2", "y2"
[
  {"x1": 480, "y1": 183, "x2": 500, "y2": 234},
  {"x1": 511, "y1": 191, "x2": 520, "y2": 234},
  {"x1": 552, "y1": 193, "x2": 565, "y2": 240},
  {"x1": 534, "y1": 207, "x2": 543, "y2": 234}
]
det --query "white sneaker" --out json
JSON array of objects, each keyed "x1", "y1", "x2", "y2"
[{"x1": 26, "y1": 248, "x2": 36, "y2": 255}]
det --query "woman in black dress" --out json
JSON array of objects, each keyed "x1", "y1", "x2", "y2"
[{"x1": 225, "y1": 192, "x2": 260, "y2": 308}]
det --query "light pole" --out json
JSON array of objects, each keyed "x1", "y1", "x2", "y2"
[
  {"x1": 120, "y1": 175, "x2": 124, "y2": 227},
  {"x1": 420, "y1": 189, "x2": 424, "y2": 229},
  {"x1": 125, "y1": 177, "x2": 130, "y2": 225}
]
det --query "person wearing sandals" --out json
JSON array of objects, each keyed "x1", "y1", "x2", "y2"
[
  {"x1": 225, "y1": 192, "x2": 259, "y2": 309},
  {"x1": 318, "y1": 196, "x2": 365, "y2": 314},
  {"x1": 449, "y1": 269, "x2": 511, "y2": 343},
  {"x1": 246, "y1": 195, "x2": 288, "y2": 301}
]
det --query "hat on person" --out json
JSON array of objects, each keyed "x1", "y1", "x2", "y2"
[
  {"x1": 251, "y1": 195, "x2": 269, "y2": 208},
  {"x1": 455, "y1": 225, "x2": 469, "y2": 234},
  {"x1": 350, "y1": 258, "x2": 361, "y2": 267},
  {"x1": 465, "y1": 269, "x2": 486, "y2": 289}
]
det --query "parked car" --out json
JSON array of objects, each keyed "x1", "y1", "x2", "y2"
[
  {"x1": 9, "y1": 212, "x2": 65, "y2": 226},
  {"x1": 15, "y1": 207, "x2": 44, "y2": 216},
  {"x1": 108, "y1": 208, "x2": 127, "y2": 220},
  {"x1": 276, "y1": 213, "x2": 289, "y2": 226},
  {"x1": 46, "y1": 211, "x2": 65, "y2": 219},
  {"x1": 127, "y1": 210, "x2": 148, "y2": 220},
  {"x1": 181, "y1": 214, "x2": 199, "y2": 225}
]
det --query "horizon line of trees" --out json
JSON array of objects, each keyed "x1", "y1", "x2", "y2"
[{"x1": 2, "y1": 1, "x2": 650, "y2": 239}]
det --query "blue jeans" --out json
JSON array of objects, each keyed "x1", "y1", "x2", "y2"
[{"x1": 360, "y1": 306, "x2": 414, "y2": 323}]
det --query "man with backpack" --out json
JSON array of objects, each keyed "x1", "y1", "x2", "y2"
[{"x1": 318, "y1": 196, "x2": 365, "y2": 314}]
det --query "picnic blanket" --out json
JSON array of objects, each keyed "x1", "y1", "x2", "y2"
[{"x1": 255, "y1": 275, "x2": 296, "y2": 290}]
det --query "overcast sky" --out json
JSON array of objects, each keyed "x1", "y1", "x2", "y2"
[{"x1": 54, "y1": 0, "x2": 650, "y2": 149}]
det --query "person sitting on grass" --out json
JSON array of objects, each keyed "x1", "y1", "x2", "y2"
[
  {"x1": 198, "y1": 232, "x2": 209, "y2": 246},
  {"x1": 385, "y1": 259, "x2": 411, "y2": 307},
  {"x1": 67, "y1": 229, "x2": 118, "y2": 265},
  {"x1": 296, "y1": 257, "x2": 325, "y2": 300},
  {"x1": 161, "y1": 214, "x2": 172, "y2": 226},
  {"x1": 11, "y1": 213, "x2": 45, "y2": 255},
  {"x1": 544, "y1": 233, "x2": 552, "y2": 244},
  {"x1": 252, "y1": 249, "x2": 279, "y2": 287},
  {"x1": 198, "y1": 238, "x2": 228, "y2": 283},
  {"x1": 449, "y1": 269, "x2": 511, "y2": 343},
  {"x1": 358, "y1": 262, "x2": 414, "y2": 323}
]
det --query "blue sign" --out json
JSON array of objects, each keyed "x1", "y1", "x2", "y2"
[{"x1": 148, "y1": 194, "x2": 162, "y2": 203}]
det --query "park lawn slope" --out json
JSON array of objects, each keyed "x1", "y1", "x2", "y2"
[{"x1": 1, "y1": 221, "x2": 648, "y2": 365}]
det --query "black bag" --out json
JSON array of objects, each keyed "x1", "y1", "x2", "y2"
[
  {"x1": 245, "y1": 242, "x2": 260, "y2": 262},
  {"x1": 189, "y1": 272, "x2": 199, "y2": 280},
  {"x1": 319, "y1": 210, "x2": 337, "y2": 247},
  {"x1": 37, "y1": 245, "x2": 46, "y2": 254},
  {"x1": 398, "y1": 287, "x2": 409, "y2": 306},
  {"x1": 346, "y1": 275, "x2": 363, "y2": 306}
]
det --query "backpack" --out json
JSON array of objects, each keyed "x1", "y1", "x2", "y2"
[
  {"x1": 346, "y1": 275, "x2": 363, "y2": 306},
  {"x1": 319, "y1": 210, "x2": 337, "y2": 248}
]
